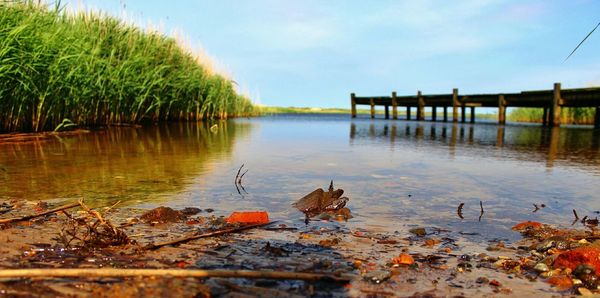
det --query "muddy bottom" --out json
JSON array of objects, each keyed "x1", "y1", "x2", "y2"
[{"x1": 5, "y1": 199, "x2": 596, "y2": 297}]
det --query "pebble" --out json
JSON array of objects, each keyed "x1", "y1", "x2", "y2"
[{"x1": 534, "y1": 263, "x2": 550, "y2": 272}]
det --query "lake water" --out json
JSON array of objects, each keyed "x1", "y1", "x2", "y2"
[{"x1": 1, "y1": 114, "x2": 600, "y2": 247}]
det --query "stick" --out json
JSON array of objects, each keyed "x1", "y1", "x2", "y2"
[
  {"x1": 0, "y1": 201, "x2": 80, "y2": 224},
  {"x1": 0, "y1": 268, "x2": 352, "y2": 283},
  {"x1": 573, "y1": 209, "x2": 580, "y2": 220},
  {"x1": 457, "y1": 203, "x2": 464, "y2": 219},
  {"x1": 478, "y1": 201, "x2": 484, "y2": 222},
  {"x1": 146, "y1": 222, "x2": 274, "y2": 250}
]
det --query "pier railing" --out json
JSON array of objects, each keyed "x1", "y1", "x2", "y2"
[{"x1": 351, "y1": 83, "x2": 600, "y2": 128}]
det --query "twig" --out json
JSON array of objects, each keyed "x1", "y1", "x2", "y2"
[
  {"x1": 146, "y1": 222, "x2": 274, "y2": 250},
  {"x1": 457, "y1": 203, "x2": 464, "y2": 219},
  {"x1": 0, "y1": 268, "x2": 352, "y2": 283},
  {"x1": 0, "y1": 201, "x2": 80, "y2": 224},
  {"x1": 234, "y1": 164, "x2": 245, "y2": 195},
  {"x1": 533, "y1": 204, "x2": 540, "y2": 213},
  {"x1": 478, "y1": 201, "x2": 484, "y2": 222},
  {"x1": 573, "y1": 209, "x2": 580, "y2": 220}
]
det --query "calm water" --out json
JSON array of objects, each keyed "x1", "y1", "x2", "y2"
[{"x1": 1, "y1": 114, "x2": 600, "y2": 245}]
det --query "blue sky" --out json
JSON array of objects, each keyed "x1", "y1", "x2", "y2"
[{"x1": 65, "y1": 0, "x2": 600, "y2": 108}]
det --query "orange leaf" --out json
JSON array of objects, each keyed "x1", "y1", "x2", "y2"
[
  {"x1": 511, "y1": 221, "x2": 543, "y2": 231},
  {"x1": 554, "y1": 246, "x2": 600, "y2": 275},
  {"x1": 226, "y1": 211, "x2": 269, "y2": 224},
  {"x1": 547, "y1": 275, "x2": 573, "y2": 290},
  {"x1": 392, "y1": 253, "x2": 415, "y2": 265}
]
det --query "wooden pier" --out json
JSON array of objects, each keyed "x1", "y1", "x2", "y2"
[{"x1": 351, "y1": 83, "x2": 600, "y2": 128}]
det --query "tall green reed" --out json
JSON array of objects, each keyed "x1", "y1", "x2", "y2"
[
  {"x1": 508, "y1": 107, "x2": 595, "y2": 124},
  {"x1": 0, "y1": 1, "x2": 256, "y2": 132}
]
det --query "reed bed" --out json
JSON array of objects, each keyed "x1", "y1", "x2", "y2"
[
  {"x1": 0, "y1": 1, "x2": 256, "y2": 132},
  {"x1": 509, "y1": 107, "x2": 595, "y2": 125}
]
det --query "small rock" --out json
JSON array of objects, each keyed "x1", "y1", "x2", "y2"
[
  {"x1": 534, "y1": 263, "x2": 550, "y2": 272},
  {"x1": 409, "y1": 228, "x2": 427, "y2": 237},
  {"x1": 180, "y1": 207, "x2": 201, "y2": 216},
  {"x1": 364, "y1": 270, "x2": 391, "y2": 284},
  {"x1": 140, "y1": 206, "x2": 185, "y2": 223},
  {"x1": 476, "y1": 277, "x2": 489, "y2": 284},
  {"x1": 489, "y1": 279, "x2": 501, "y2": 287}
]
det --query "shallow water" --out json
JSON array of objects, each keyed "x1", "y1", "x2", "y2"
[{"x1": 1, "y1": 114, "x2": 599, "y2": 247}]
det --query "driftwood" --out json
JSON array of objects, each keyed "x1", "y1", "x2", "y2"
[
  {"x1": 0, "y1": 201, "x2": 80, "y2": 224},
  {"x1": 0, "y1": 268, "x2": 352, "y2": 282},
  {"x1": 146, "y1": 221, "x2": 274, "y2": 250}
]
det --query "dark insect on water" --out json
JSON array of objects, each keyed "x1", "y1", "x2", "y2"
[{"x1": 293, "y1": 180, "x2": 349, "y2": 217}]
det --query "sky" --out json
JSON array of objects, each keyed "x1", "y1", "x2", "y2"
[{"x1": 64, "y1": 0, "x2": 600, "y2": 108}]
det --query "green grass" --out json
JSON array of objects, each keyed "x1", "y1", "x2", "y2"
[
  {"x1": 258, "y1": 106, "x2": 377, "y2": 114},
  {"x1": 0, "y1": 1, "x2": 256, "y2": 132},
  {"x1": 508, "y1": 107, "x2": 595, "y2": 124}
]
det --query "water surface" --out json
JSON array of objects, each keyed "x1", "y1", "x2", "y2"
[{"x1": 1, "y1": 114, "x2": 599, "y2": 247}]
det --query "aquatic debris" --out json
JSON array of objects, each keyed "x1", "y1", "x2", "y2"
[
  {"x1": 457, "y1": 203, "x2": 464, "y2": 219},
  {"x1": 553, "y1": 246, "x2": 600, "y2": 275},
  {"x1": 226, "y1": 211, "x2": 269, "y2": 225},
  {"x1": 140, "y1": 206, "x2": 185, "y2": 224},
  {"x1": 234, "y1": 164, "x2": 249, "y2": 195},
  {"x1": 364, "y1": 270, "x2": 391, "y2": 284},
  {"x1": 146, "y1": 221, "x2": 273, "y2": 250},
  {"x1": 0, "y1": 201, "x2": 80, "y2": 224},
  {"x1": 532, "y1": 203, "x2": 546, "y2": 213},
  {"x1": 478, "y1": 201, "x2": 484, "y2": 222},
  {"x1": 409, "y1": 228, "x2": 427, "y2": 237},
  {"x1": 0, "y1": 268, "x2": 352, "y2": 282},
  {"x1": 0, "y1": 202, "x2": 13, "y2": 215},
  {"x1": 59, "y1": 200, "x2": 130, "y2": 248},
  {"x1": 292, "y1": 181, "x2": 349, "y2": 217},
  {"x1": 392, "y1": 253, "x2": 415, "y2": 266},
  {"x1": 511, "y1": 221, "x2": 543, "y2": 231}
]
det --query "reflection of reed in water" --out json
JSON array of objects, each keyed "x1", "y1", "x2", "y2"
[
  {"x1": 0, "y1": 122, "x2": 253, "y2": 203},
  {"x1": 349, "y1": 122, "x2": 600, "y2": 170}
]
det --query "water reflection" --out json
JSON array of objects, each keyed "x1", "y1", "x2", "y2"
[
  {"x1": 0, "y1": 122, "x2": 251, "y2": 202},
  {"x1": 350, "y1": 122, "x2": 600, "y2": 172}
]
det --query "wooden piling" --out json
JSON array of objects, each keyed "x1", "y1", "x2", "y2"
[
  {"x1": 392, "y1": 92, "x2": 398, "y2": 119},
  {"x1": 432, "y1": 107, "x2": 437, "y2": 121},
  {"x1": 370, "y1": 98, "x2": 375, "y2": 119},
  {"x1": 461, "y1": 105, "x2": 466, "y2": 123},
  {"x1": 595, "y1": 107, "x2": 600, "y2": 129},
  {"x1": 407, "y1": 107, "x2": 411, "y2": 120},
  {"x1": 542, "y1": 108, "x2": 548, "y2": 126},
  {"x1": 351, "y1": 93, "x2": 357, "y2": 118},
  {"x1": 384, "y1": 105, "x2": 390, "y2": 119},
  {"x1": 452, "y1": 88, "x2": 459, "y2": 122},
  {"x1": 498, "y1": 95, "x2": 506, "y2": 125},
  {"x1": 550, "y1": 83, "x2": 562, "y2": 127},
  {"x1": 470, "y1": 107, "x2": 475, "y2": 123},
  {"x1": 417, "y1": 91, "x2": 425, "y2": 121},
  {"x1": 443, "y1": 107, "x2": 448, "y2": 122}
]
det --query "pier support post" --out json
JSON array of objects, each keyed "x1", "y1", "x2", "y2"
[
  {"x1": 461, "y1": 105, "x2": 466, "y2": 123},
  {"x1": 452, "y1": 88, "x2": 459, "y2": 122},
  {"x1": 542, "y1": 108, "x2": 548, "y2": 126},
  {"x1": 470, "y1": 107, "x2": 475, "y2": 123},
  {"x1": 370, "y1": 98, "x2": 375, "y2": 119},
  {"x1": 351, "y1": 93, "x2": 357, "y2": 118},
  {"x1": 432, "y1": 107, "x2": 437, "y2": 121},
  {"x1": 392, "y1": 92, "x2": 398, "y2": 119},
  {"x1": 443, "y1": 107, "x2": 448, "y2": 122},
  {"x1": 385, "y1": 105, "x2": 390, "y2": 119},
  {"x1": 417, "y1": 91, "x2": 425, "y2": 121},
  {"x1": 550, "y1": 83, "x2": 562, "y2": 127},
  {"x1": 498, "y1": 95, "x2": 506, "y2": 125},
  {"x1": 595, "y1": 107, "x2": 600, "y2": 129},
  {"x1": 407, "y1": 107, "x2": 411, "y2": 120}
]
